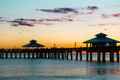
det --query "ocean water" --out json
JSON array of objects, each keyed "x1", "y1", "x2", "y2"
[{"x1": 0, "y1": 59, "x2": 120, "y2": 80}]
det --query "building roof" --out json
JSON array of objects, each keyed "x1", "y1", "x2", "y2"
[
  {"x1": 84, "y1": 33, "x2": 120, "y2": 43},
  {"x1": 22, "y1": 40, "x2": 45, "y2": 48}
]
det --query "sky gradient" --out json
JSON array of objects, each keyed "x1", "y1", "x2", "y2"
[{"x1": 0, "y1": 0, "x2": 120, "y2": 48}]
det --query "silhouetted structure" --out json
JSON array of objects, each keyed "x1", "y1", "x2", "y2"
[
  {"x1": 23, "y1": 40, "x2": 45, "y2": 48},
  {"x1": 84, "y1": 33, "x2": 120, "y2": 47},
  {"x1": 0, "y1": 33, "x2": 120, "y2": 63},
  {"x1": 84, "y1": 33, "x2": 120, "y2": 63}
]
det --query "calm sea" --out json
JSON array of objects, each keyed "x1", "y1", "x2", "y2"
[{"x1": 0, "y1": 59, "x2": 120, "y2": 80}]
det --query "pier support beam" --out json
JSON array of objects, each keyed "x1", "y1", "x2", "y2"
[
  {"x1": 44, "y1": 52, "x2": 47, "y2": 59},
  {"x1": 14, "y1": 53, "x2": 17, "y2": 59},
  {"x1": 70, "y1": 51, "x2": 73, "y2": 60},
  {"x1": 102, "y1": 52, "x2": 106, "y2": 63},
  {"x1": 10, "y1": 53, "x2": 13, "y2": 59},
  {"x1": 61, "y1": 53, "x2": 64, "y2": 60},
  {"x1": 53, "y1": 51, "x2": 57, "y2": 59},
  {"x1": 0, "y1": 52, "x2": 1, "y2": 59},
  {"x1": 19, "y1": 53, "x2": 22, "y2": 59},
  {"x1": 79, "y1": 51, "x2": 82, "y2": 61},
  {"x1": 66, "y1": 52, "x2": 69, "y2": 60},
  {"x1": 90, "y1": 51, "x2": 93, "y2": 62},
  {"x1": 57, "y1": 52, "x2": 61, "y2": 59},
  {"x1": 110, "y1": 51, "x2": 114, "y2": 63},
  {"x1": 86, "y1": 51, "x2": 89, "y2": 61},
  {"x1": 97, "y1": 51, "x2": 101, "y2": 63},
  {"x1": 116, "y1": 51, "x2": 119, "y2": 63},
  {"x1": 27, "y1": 53, "x2": 29, "y2": 59},
  {"x1": 76, "y1": 51, "x2": 79, "y2": 61},
  {"x1": 5, "y1": 53, "x2": 8, "y2": 59}
]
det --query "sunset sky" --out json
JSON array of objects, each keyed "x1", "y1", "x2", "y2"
[{"x1": 0, "y1": 0, "x2": 120, "y2": 48}]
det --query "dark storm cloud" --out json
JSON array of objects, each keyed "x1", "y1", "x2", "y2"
[{"x1": 37, "y1": 8, "x2": 79, "y2": 14}]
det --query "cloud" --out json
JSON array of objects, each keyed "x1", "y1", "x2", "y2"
[
  {"x1": 0, "y1": 6, "x2": 100, "y2": 27},
  {"x1": 36, "y1": 6, "x2": 98, "y2": 15},
  {"x1": 43, "y1": 18, "x2": 73, "y2": 22},
  {"x1": 0, "y1": 17, "x2": 7, "y2": 22},
  {"x1": 89, "y1": 23, "x2": 120, "y2": 27},
  {"x1": 87, "y1": 6, "x2": 99, "y2": 10},
  {"x1": 101, "y1": 13, "x2": 120, "y2": 19},
  {"x1": 9, "y1": 18, "x2": 35, "y2": 27},
  {"x1": 112, "y1": 13, "x2": 120, "y2": 17},
  {"x1": 3, "y1": 17, "x2": 75, "y2": 27},
  {"x1": 0, "y1": 17, "x2": 3, "y2": 22},
  {"x1": 0, "y1": 5, "x2": 102, "y2": 27},
  {"x1": 101, "y1": 14, "x2": 110, "y2": 18},
  {"x1": 36, "y1": 8, "x2": 79, "y2": 14}
]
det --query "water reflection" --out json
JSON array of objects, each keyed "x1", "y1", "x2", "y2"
[
  {"x1": 0, "y1": 59, "x2": 120, "y2": 80},
  {"x1": 88, "y1": 64, "x2": 120, "y2": 76}
]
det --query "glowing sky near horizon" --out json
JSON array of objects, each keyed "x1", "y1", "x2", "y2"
[{"x1": 0, "y1": 0, "x2": 120, "y2": 48}]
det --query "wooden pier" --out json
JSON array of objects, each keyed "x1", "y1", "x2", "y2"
[
  {"x1": 0, "y1": 33, "x2": 119, "y2": 63},
  {"x1": 0, "y1": 46, "x2": 120, "y2": 63}
]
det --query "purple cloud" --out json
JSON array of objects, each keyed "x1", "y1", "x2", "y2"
[{"x1": 112, "y1": 13, "x2": 120, "y2": 17}]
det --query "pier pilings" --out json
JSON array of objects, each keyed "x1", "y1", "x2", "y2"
[{"x1": 0, "y1": 47, "x2": 119, "y2": 63}]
